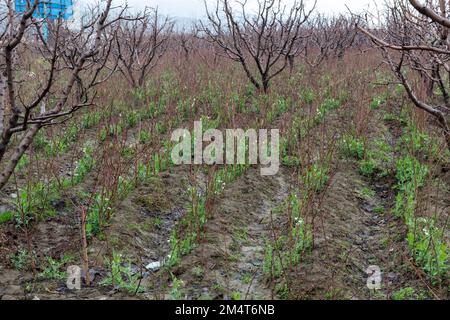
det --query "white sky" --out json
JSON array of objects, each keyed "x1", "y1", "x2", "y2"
[{"x1": 76, "y1": 0, "x2": 377, "y2": 19}]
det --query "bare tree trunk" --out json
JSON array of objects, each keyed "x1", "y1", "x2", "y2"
[
  {"x1": 0, "y1": 124, "x2": 40, "y2": 189},
  {"x1": 0, "y1": 70, "x2": 5, "y2": 138}
]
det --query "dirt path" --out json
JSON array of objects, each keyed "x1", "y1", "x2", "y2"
[
  {"x1": 174, "y1": 167, "x2": 291, "y2": 300},
  {"x1": 228, "y1": 173, "x2": 290, "y2": 300},
  {"x1": 288, "y1": 165, "x2": 428, "y2": 299}
]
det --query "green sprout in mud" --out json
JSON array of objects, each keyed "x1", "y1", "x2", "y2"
[
  {"x1": 290, "y1": 193, "x2": 313, "y2": 259},
  {"x1": 152, "y1": 216, "x2": 163, "y2": 229},
  {"x1": 14, "y1": 182, "x2": 59, "y2": 227},
  {"x1": 231, "y1": 291, "x2": 242, "y2": 301},
  {"x1": 370, "y1": 94, "x2": 387, "y2": 110},
  {"x1": 100, "y1": 123, "x2": 124, "y2": 142},
  {"x1": 231, "y1": 91, "x2": 247, "y2": 114},
  {"x1": 275, "y1": 282, "x2": 289, "y2": 299},
  {"x1": 139, "y1": 130, "x2": 151, "y2": 144},
  {"x1": 39, "y1": 255, "x2": 73, "y2": 281},
  {"x1": 100, "y1": 252, "x2": 143, "y2": 294},
  {"x1": 63, "y1": 123, "x2": 80, "y2": 145},
  {"x1": 242, "y1": 272, "x2": 253, "y2": 285},
  {"x1": 86, "y1": 193, "x2": 113, "y2": 238},
  {"x1": 144, "y1": 101, "x2": 156, "y2": 120},
  {"x1": 171, "y1": 186, "x2": 207, "y2": 257},
  {"x1": 82, "y1": 111, "x2": 102, "y2": 129},
  {"x1": 263, "y1": 240, "x2": 283, "y2": 279},
  {"x1": 359, "y1": 158, "x2": 377, "y2": 177},
  {"x1": 303, "y1": 163, "x2": 330, "y2": 193},
  {"x1": 291, "y1": 216, "x2": 312, "y2": 265},
  {"x1": 395, "y1": 156, "x2": 428, "y2": 189},
  {"x1": 176, "y1": 99, "x2": 191, "y2": 120},
  {"x1": 72, "y1": 145, "x2": 95, "y2": 186},
  {"x1": 267, "y1": 96, "x2": 291, "y2": 123},
  {"x1": 166, "y1": 231, "x2": 181, "y2": 268},
  {"x1": 340, "y1": 134, "x2": 365, "y2": 160},
  {"x1": 16, "y1": 155, "x2": 29, "y2": 173},
  {"x1": 230, "y1": 291, "x2": 241, "y2": 300},
  {"x1": 391, "y1": 287, "x2": 427, "y2": 300},
  {"x1": 131, "y1": 87, "x2": 147, "y2": 102},
  {"x1": 99, "y1": 127, "x2": 108, "y2": 142},
  {"x1": 153, "y1": 153, "x2": 169, "y2": 175},
  {"x1": 169, "y1": 275, "x2": 184, "y2": 300},
  {"x1": 355, "y1": 137, "x2": 393, "y2": 179},
  {"x1": 121, "y1": 146, "x2": 135, "y2": 159},
  {"x1": 0, "y1": 211, "x2": 13, "y2": 224},
  {"x1": 126, "y1": 111, "x2": 140, "y2": 129},
  {"x1": 314, "y1": 98, "x2": 341, "y2": 124},
  {"x1": 392, "y1": 125, "x2": 448, "y2": 283},
  {"x1": 383, "y1": 112, "x2": 407, "y2": 125},
  {"x1": 37, "y1": 137, "x2": 69, "y2": 158},
  {"x1": 373, "y1": 206, "x2": 385, "y2": 214},
  {"x1": 155, "y1": 122, "x2": 167, "y2": 135},
  {"x1": 234, "y1": 227, "x2": 249, "y2": 243},
  {"x1": 300, "y1": 88, "x2": 316, "y2": 105},
  {"x1": 10, "y1": 249, "x2": 35, "y2": 271},
  {"x1": 360, "y1": 187, "x2": 375, "y2": 198},
  {"x1": 401, "y1": 123, "x2": 432, "y2": 154},
  {"x1": 282, "y1": 156, "x2": 301, "y2": 167},
  {"x1": 263, "y1": 191, "x2": 313, "y2": 298},
  {"x1": 33, "y1": 131, "x2": 48, "y2": 150}
]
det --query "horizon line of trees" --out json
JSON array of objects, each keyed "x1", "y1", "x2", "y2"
[{"x1": 0, "y1": 0, "x2": 449, "y2": 191}]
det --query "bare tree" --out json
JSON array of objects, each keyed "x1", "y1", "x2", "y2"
[
  {"x1": 175, "y1": 26, "x2": 198, "y2": 62},
  {"x1": 0, "y1": 0, "x2": 132, "y2": 189},
  {"x1": 357, "y1": 0, "x2": 450, "y2": 149},
  {"x1": 114, "y1": 8, "x2": 173, "y2": 89},
  {"x1": 199, "y1": 0, "x2": 316, "y2": 93},
  {"x1": 304, "y1": 14, "x2": 358, "y2": 67}
]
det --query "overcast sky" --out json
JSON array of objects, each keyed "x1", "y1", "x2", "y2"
[{"x1": 76, "y1": 0, "x2": 376, "y2": 19}]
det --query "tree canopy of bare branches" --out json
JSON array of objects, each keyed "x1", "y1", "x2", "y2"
[
  {"x1": 114, "y1": 7, "x2": 173, "y2": 89},
  {"x1": 357, "y1": 0, "x2": 450, "y2": 149},
  {"x1": 304, "y1": 14, "x2": 358, "y2": 67},
  {"x1": 199, "y1": 0, "x2": 316, "y2": 93},
  {"x1": 0, "y1": 0, "x2": 135, "y2": 189}
]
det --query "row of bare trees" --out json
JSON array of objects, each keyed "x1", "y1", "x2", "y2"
[
  {"x1": 1, "y1": 0, "x2": 449, "y2": 192},
  {"x1": 0, "y1": 0, "x2": 360, "y2": 191},
  {"x1": 0, "y1": 0, "x2": 134, "y2": 189},
  {"x1": 0, "y1": 0, "x2": 176, "y2": 190}
]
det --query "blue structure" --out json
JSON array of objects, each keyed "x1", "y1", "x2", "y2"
[
  {"x1": 15, "y1": 0, "x2": 73, "y2": 20},
  {"x1": 15, "y1": 0, "x2": 74, "y2": 39}
]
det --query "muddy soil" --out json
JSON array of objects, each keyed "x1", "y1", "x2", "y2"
[
  {"x1": 288, "y1": 165, "x2": 432, "y2": 299},
  {"x1": 170, "y1": 167, "x2": 293, "y2": 300},
  {"x1": 0, "y1": 102, "x2": 447, "y2": 300},
  {"x1": 287, "y1": 105, "x2": 448, "y2": 300},
  {"x1": 0, "y1": 165, "x2": 195, "y2": 300}
]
